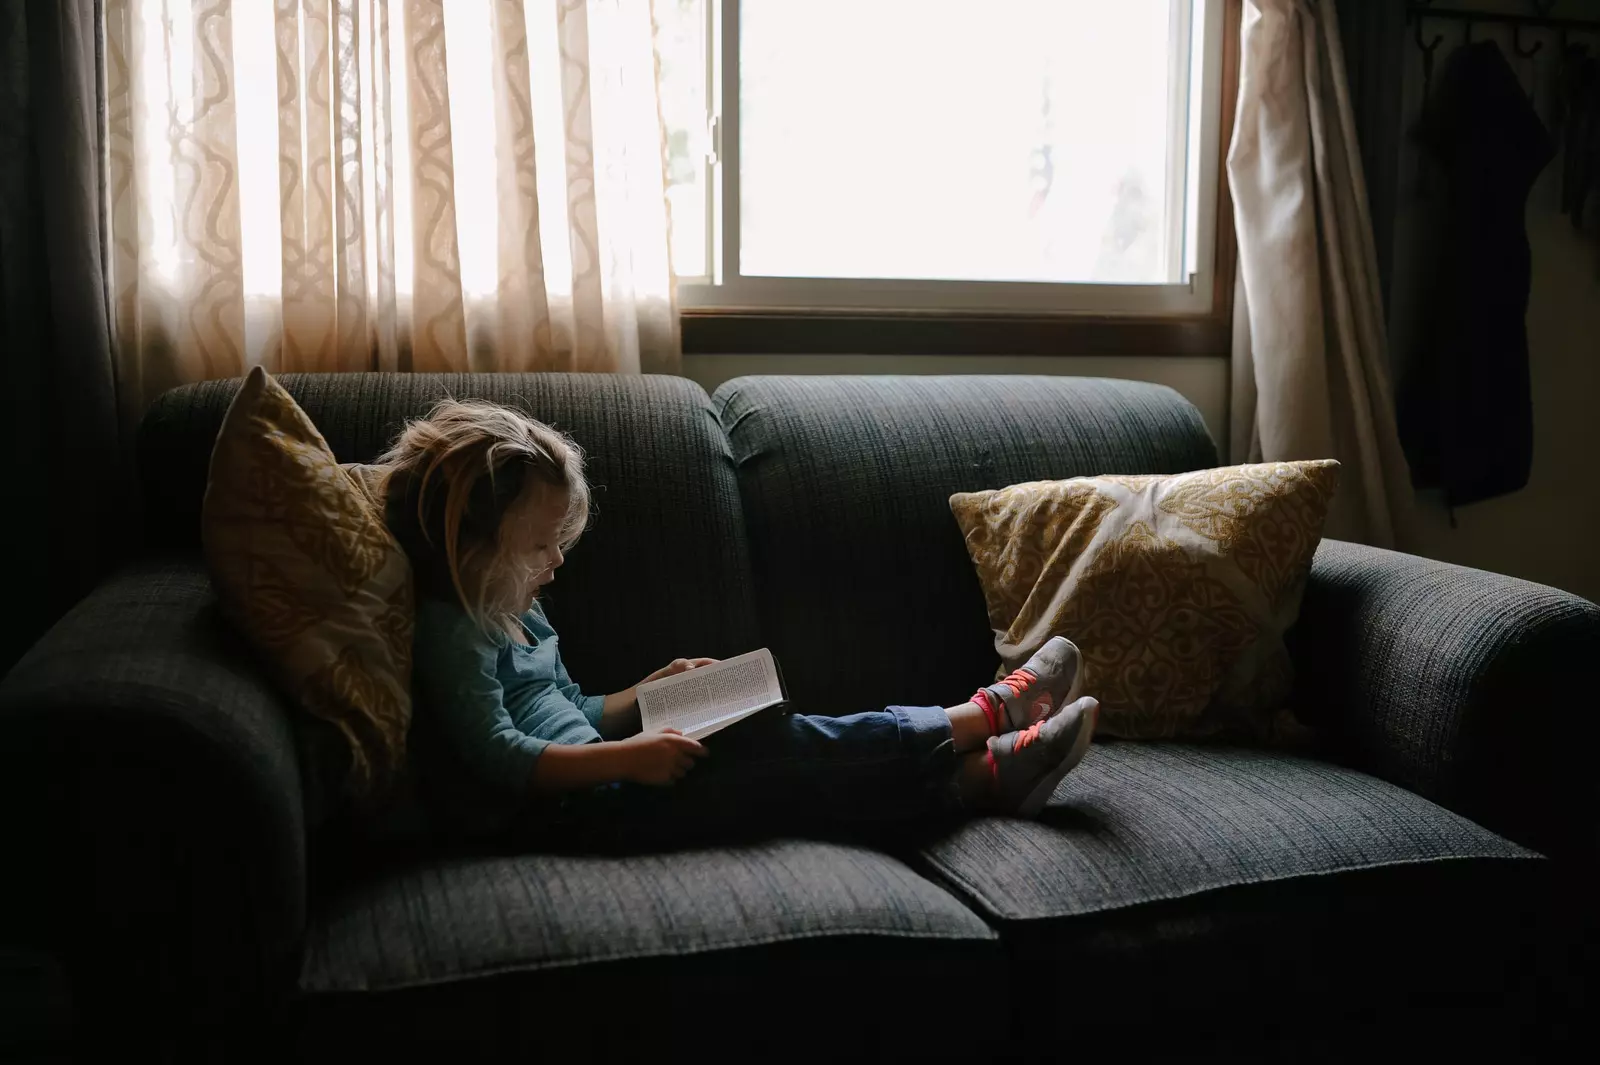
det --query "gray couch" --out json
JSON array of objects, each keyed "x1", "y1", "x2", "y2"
[{"x1": 2, "y1": 373, "x2": 1594, "y2": 1060}]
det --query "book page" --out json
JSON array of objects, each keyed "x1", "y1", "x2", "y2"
[{"x1": 637, "y1": 648, "x2": 784, "y2": 740}]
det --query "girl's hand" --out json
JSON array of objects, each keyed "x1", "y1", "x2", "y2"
[
  {"x1": 617, "y1": 729, "x2": 708, "y2": 785},
  {"x1": 602, "y1": 659, "x2": 720, "y2": 741},
  {"x1": 640, "y1": 657, "x2": 719, "y2": 685}
]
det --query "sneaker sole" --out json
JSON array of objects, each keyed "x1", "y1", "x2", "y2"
[{"x1": 1017, "y1": 702, "x2": 1096, "y2": 817}]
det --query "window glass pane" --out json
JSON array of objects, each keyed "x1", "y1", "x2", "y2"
[
  {"x1": 656, "y1": 0, "x2": 709, "y2": 278},
  {"x1": 740, "y1": 0, "x2": 1182, "y2": 284}
]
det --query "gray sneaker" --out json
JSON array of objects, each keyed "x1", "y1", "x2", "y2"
[
  {"x1": 979, "y1": 637, "x2": 1084, "y2": 734},
  {"x1": 989, "y1": 696, "x2": 1098, "y2": 817}
]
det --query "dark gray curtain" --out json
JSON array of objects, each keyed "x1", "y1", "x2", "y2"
[
  {"x1": 1335, "y1": 0, "x2": 1408, "y2": 310},
  {"x1": 0, "y1": 0, "x2": 120, "y2": 673}
]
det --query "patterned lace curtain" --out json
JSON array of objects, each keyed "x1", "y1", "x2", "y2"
[{"x1": 104, "y1": 0, "x2": 680, "y2": 416}]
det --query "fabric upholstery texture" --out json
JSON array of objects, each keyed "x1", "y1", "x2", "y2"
[
  {"x1": 920, "y1": 740, "x2": 1539, "y2": 924},
  {"x1": 1291, "y1": 539, "x2": 1600, "y2": 861},
  {"x1": 0, "y1": 558, "x2": 308, "y2": 1025},
  {"x1": 300, "y1": 839, "x2": 995, "y2": 994},
  {"x1": 142, "y1": 373, "x2": 761, "y2": 699},
  {"x1": 919, "y1": 739, "x2": 1556, "y2": 1054},
  {"x1": 950, "y1": 461, "x2": 1340, "y2": 740},
  {"x1": 203, "y1": 368, "x2": 413, "y2": 796},
  {"x1": 7, "y1": 370, "x2": 1588, "y2": 1058},
  {"x1": 713, "y1": 375, "x2": 1219, "y2": 715}
]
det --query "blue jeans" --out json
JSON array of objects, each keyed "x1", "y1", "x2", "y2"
[{"x1": 543, "y1": 706, "x2": 961, "y2": 846}]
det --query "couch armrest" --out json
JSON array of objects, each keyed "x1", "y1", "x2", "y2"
[
  {"x1": 1290, "y1": 540, "x2": 1600, "y2": 862},
  {"x1": 0, "y1": 558, "x2": 307, "y2": 1034}
]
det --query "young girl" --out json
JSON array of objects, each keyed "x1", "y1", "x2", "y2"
[{"x1": 380, "y1": 400, "x2": 1099, "y2": 842}]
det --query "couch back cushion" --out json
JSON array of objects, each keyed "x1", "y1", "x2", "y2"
[
  {"x1": 712, "y1": 375, "x2": 1218, "y2": 714},
  {"x1": 141, "y1": 373, "x2": 760, "y2": 695}
]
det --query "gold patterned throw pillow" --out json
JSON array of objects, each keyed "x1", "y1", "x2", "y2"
[
  {"x1": 202, "y1": 367, "x2": 412, "y2": 797},
  {"x1": 950, "y1": 461, "x2": 1340, "y2": 741}
]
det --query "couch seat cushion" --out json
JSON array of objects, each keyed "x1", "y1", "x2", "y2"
[
  {"x1": 919, "y1": 741, "x2": 1549, "y2": 1049},
  {"x1": 297, "y1": 838, "x2": 996, "y2": 1055},
  {"x1": 923, "y1": 742, "x2": 1537, "y2": 922}
]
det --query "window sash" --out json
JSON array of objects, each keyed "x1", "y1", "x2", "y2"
[{"x1": 677, "y1": 0, "x2": 1228, "y2": 317}]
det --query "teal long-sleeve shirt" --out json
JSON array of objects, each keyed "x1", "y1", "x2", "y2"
[{"x1": 413, "y1": 598, "x2": 606, "y2": 795}]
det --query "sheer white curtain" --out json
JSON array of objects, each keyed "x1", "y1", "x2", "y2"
[
  {"x1": 104, "y1": 0, "x2": 679, "y2": 415},
  {"x1": 1227, "y1": 0, "x2": 1416, "y2": 548}
]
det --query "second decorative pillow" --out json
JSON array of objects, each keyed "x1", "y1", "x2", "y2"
[{"x1": 949, "y1": 461, "x2": 1340, "y2": 741}]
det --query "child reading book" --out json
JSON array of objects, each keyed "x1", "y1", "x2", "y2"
[{"x1": 381, "y1": 400, "x2": 1099, "y2": 840}]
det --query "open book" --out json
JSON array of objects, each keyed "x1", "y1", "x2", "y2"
[{"x1": 636, "y1": 648, "x2": 787, "y2": 741}]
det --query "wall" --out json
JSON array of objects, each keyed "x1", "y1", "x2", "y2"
[
  {"x1": 1388, "y1": 0, "x2": 1600, "y2": 603},
  {"x1": 683, "y1": 354, "x2": 1231, "y2": 447}
]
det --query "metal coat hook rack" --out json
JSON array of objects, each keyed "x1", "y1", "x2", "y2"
[
  {"x1": 1408, "y1": 1, "x2": 1600, "y2": 57},
  {"x1": 1513, "y1": 24, "x2": 1543, "y2": 59},
  {"x1": 1415, "y1": 15, "x2": 1447, "y2": 100},
  {"x1": 1408, "y1": 0, "x2": 1600, "y2": 258}
]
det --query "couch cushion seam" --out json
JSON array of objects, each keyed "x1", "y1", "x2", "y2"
[
  {"x1": 916, "y1": 850, "x2": 1545, "y2": 924},
  {"x1": 299, "y1": 923, "x2": 999, "y2": 995}
]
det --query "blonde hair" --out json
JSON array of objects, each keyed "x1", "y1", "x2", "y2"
[{"x1": 378, "y1": 400, "x2": 589, "y2": 633}]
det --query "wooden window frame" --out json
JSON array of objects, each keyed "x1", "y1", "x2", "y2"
[{"x1": 681, "y1": 0, "x2": 1242, "y2": 358}]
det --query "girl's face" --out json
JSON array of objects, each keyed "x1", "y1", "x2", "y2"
[{"x1": 501, "y1": 483, "x2": 571, "y2": 597}]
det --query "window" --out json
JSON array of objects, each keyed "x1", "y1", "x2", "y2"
[{"x1": 656, "y1": 0, "x2": 1228, "y2": 316}]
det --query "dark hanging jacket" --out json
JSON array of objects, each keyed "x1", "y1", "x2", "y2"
[{"x1": 1399, "y1": 41, "x2": 1556, "y2": 507}]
